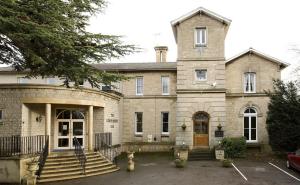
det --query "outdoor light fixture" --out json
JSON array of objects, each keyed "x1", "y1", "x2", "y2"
[{"x1": 36, "y1": 115, "x2": 42, "y2": 122}]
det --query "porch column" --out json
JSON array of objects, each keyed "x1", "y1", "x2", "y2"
[
  {"x1": 88, "y1": 105, "x2": 94, "y2": 151},
  {"x1": 45, "y1": 103, "x2": 51, "y2": 153}
]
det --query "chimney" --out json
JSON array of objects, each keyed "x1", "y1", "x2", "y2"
[{"x1": 154, "y1": 46, "x2": 168, "y2": 62}]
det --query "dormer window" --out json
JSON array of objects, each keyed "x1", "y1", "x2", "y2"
[{"x1": 195, "y1": 27, "x2": 207, "y2": 47}]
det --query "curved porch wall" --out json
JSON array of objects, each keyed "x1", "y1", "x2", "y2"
[{"x1": 0, "y1": 86, "x2": 121, "y2": 145}]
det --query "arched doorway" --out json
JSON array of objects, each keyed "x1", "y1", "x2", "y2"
[
  {"x1": 243, "y1": 107, "x2": 257, "y2": 142},
  {"x1": 54, "y1": 109, "x2": 85, "y2": 150},
  {"x1": 193, "y1": 112, "x2": 209, "y2": 146}
]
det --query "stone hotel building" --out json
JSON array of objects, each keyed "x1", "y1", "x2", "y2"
[{"x1": 0, "y1": 7, "x2": 289, "y2": 183}]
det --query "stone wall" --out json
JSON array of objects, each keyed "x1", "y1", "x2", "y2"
[
  {"x1": 121, "y1": 71, "x2": 177, "y2": 96},
  {"x1": 226, "y1": 96, "x2": 270, "y2": 148},
  {"x1": 176, "y1": 13, "x2": 229, "y2": 60},
  {"x1": 176, "y1": 93, "x2": 226, "y2": 148},
  {"x1": 121, "y1": 98, "x2": 177, "y2": 144},
  {"x1": 177, "y1": 61, "x2": 225, "y2": 90},
  {"x1": 226, "y1": 54, "x2": 281, "y2": 94}
]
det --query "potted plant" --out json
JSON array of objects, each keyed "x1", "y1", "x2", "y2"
[
  {"x1": 174, "y1": 158, "x2": 187, "y2": 168},
  {"x1": 222, "y1": 158, "x2": 233, "y2": 168},
  {"x1": 217, "y1": 123, "x2": 222, "y2": 131}
]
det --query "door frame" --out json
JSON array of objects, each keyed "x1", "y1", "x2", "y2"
[
  {"x1": 54, "y1": 109, "x2": 85, "y2": 150},
  {"x1": 193, "y1": 111, "x2": 210, "y2": 147}
]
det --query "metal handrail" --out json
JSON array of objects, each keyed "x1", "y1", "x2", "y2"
[
  {"x1": 94, "y1": 133, "x2": 120, "y2": 165},
  {"x1": 0, "y1": 135, "x2": 48, "y2": 157},
  {"x1": 36, "y1": 136, "x2": 49, "y2": 177},
  {"x1": 73, "y1": 137, "x2": 86, "y2": 174}
]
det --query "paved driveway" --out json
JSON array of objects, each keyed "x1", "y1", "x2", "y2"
[{"x1": 43, "y1": 153, "x2": 300, "y2": 185}]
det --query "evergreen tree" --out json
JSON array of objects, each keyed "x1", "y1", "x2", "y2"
[
  {"x1": 266, "y1": 80, "x2": 300, "y2": 152},
  {"x1": 0, "y1": 0, "x2": 135, "y2": 88}
]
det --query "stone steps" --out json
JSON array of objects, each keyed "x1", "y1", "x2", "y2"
[
  {"x1": 37, "y1": 151, "x2": 119, "y2": 183},
  {"x1": 188, "y1": 149, "x2": 215, "y2": 161}
]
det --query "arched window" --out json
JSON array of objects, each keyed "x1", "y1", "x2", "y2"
[{"x1": 244, "y1": 108, "x2": 257, "y2": 142}]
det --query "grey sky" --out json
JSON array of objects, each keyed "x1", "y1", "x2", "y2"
[{"x1": 88, "y1": 0, "x2": 300, "y2": 80}]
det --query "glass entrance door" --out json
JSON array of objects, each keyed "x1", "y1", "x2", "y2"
[{"x1": 56, "y1": 109, "x2": 85, "y2": 150}]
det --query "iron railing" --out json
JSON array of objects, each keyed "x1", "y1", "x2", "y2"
[
  {"x1": 73, "y1": 137, "x2": 86, "y2": 174},
  {"x1": 36, "y1": 136, "x2": 49, "y2": 177},
  {"x1": 0, "y1": 135, "x2": 48, "y2": 157},
  {"x1": 94, "y1": 133, "x2": 120, "y2": 164}
]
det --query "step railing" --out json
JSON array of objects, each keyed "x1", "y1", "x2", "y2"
[
  {"x1": 94, "y1": 133, "x2": 120, "y2": 165},
  {"x1": 36, "y1": 136, "x2": 49, "y2": 177},
  {"x1": 0, "y1": 135, "x2": 48, "y2": 157},
  {"x1": 73, "y1": 137, "x2": 86, "y2": 174}
]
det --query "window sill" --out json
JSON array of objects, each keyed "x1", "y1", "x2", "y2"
[
  {"x1": 194, "y1": 44, "x2": 207, "y2": 48},
  {"x1": 162, "y1": 93, "x2": 170, "y2": 96},
  {"x1": 161, "y1": 134, "x2": 169, "y2": 137},
  {"x1": 134, "y1": 134, "x2": 143, "y2": 137},
  {"x1": 136, "y1": 94, "x2": 143, "y2": 96}
]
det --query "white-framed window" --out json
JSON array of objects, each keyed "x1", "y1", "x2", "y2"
[
  {"x1": 161, "y1": 112, "x2": 169, "y2": 135},
  {"x1": 243, "y1": 108, "x2": 257, "y2": 142},
  {"x1": 244, "y1": 72, "x2": 256, "y2": 93},
  {"x1": 46, "y1": 77, "x2": 56, "y2": 85},
  {"x1": 195, "y1": 69, "x2": 207, "y2": 81},
  {"x1": 17, "y1": 77, "x2": 29, "y2": 84},
  {"x1": 135, "y1": 112, "x2": 143, "y2": 135},
  {"x1": 136, "y1": 77, "x2": 143, "y2": 95},
  {"x1": 0, "y1": 110, "x2": 3, "y2": 125},
  {"x1": 195, "y1": 27, "x2": 207, "y2": 47},
  {"x1": 161, "y1": 76, "x2": 170, "y2": 95}
]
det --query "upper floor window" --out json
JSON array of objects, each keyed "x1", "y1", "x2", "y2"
[
  {"x1": 136, "y1": 77, "x2": 143, "y2": 95},
  {"x1": 135, "y1": 112, "x2": 143, "y2": 135},
  {"x1": 161, "y1": 76, "x2": 170, "y2": 95},
  {"x1": 0, "y1": 110, "x2": 3, "y2": 125},
  {"x1": 244, "y1": 73, "x2": 256, "y2": 93},
  {"x1": 17, "y1": 77, "x2": 29, "y2": 84},
  {"x1": 195, "y1": 27, "x2": 207, "y2": 47},
  {"x1": 195, "y1": 69, "x2": 207, "y2": 81},
  {"x1": 161, "y1": 112, "x2": 169, "y2": 135}
]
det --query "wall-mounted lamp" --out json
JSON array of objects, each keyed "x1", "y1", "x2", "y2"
[{"x1": 36, "y1": 115, "x2": 43, "y2": 122}]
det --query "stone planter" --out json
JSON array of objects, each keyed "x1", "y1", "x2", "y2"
[
  {"x1": 174, "y1": 158, "x2": 186, "y2": 168},
  {"x1": 26, "y1": 162, "x2": 39, "y2": 185},
  {"x1": 127, "y1": 151, "x2": 135, "y2": 171},
  {"x1": 175, "y1": 145, "x2": 189, "y2": 161}
]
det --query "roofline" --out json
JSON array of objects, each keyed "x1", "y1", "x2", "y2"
[
  {"x1": 171, "y1": 7, "x2": 232, "y2": 43},
  {"x1": 226, "y1": 48, "x2": 290, "y2": 69}
]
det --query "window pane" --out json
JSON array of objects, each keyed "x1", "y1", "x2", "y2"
[
  {"x1": 196, "y1": 28, "x2": 206, "y2": 45},
  {"x1": 73, "y1": 138, "x2": 83, "y2": 146},
  {"x1": 251, "y1": 129, "x2": 256, "y2": 140},
  {"x1": 244, "y1": 129, "x2": 249, "y2": 140},
  {"x1": 251, "y1": 117, "x2": 256, "y2": 128},
  {"x1": 73, "y1": 122, "x2": 83, "y2": 136},
  {"x1": 162, "y1": 77, "x2": 169, "y2": 94},
  {"x1": 136, "y1": 113, "x2": 143, "y2": 133},
  {"x1": 244, "y1": 117, "x2": 249, "y2": 128},
  {"x1": 196, "y1": 70, "x2": 207, "y2": 80},
  {"x1": 58, "y1": 122, "x2": 69, "y2": 136},
  {"x1": 162, "y1": 113, "x2": 169, "y2": 133},
  {"x1": 58, "y1": 138, "x2": 69, "y2": 147},
  {"x1": 136, "y1": 77, "x2": 143, "y2": 94},
  {"x1": 72, "y1": 111, "x2": 84, "y2": 119},
  {"x1": 57, "y1": 110, "x2": 71, "y2": 119},
  {"x1": 202, "y1": 29, "x2": 206, "y2": 44}
]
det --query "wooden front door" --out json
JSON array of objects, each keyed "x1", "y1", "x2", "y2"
[{"x1": 193, "y1": 112, "x2": 209, "y2": 146}]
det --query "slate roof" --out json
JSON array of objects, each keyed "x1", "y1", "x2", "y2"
[{"x1": 91, "y1": 62, "x2": 177, "y2": 72}]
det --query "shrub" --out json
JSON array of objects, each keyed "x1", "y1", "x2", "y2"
[
  {"x1": 266, "y1": 80, "x2": 300, "y2": 152},
  {"x1": 221, "y1": 137, "x2": 246, "y2": 158}
]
